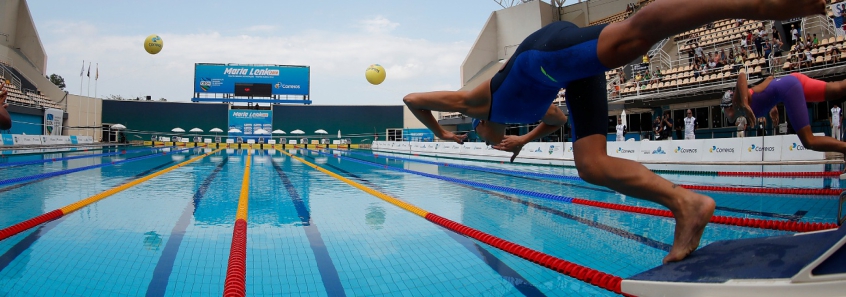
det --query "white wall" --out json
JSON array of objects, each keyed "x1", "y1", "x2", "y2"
[
  {"x1": 65, "y1": 94, "x2": 102, "y2": 139},
  {"x1": 403, "y1": 105, "x2": 426, "y2": 129}
]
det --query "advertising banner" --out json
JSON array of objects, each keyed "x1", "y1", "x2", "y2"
[
  {"x1": 700, "y1": 138, "x2": 743, "y2": 162},
  {"x1": 14, "y1": 134, "x2": 42, "y2": 145},
  {"x1": 228, "y1": 110, "x2": 272, "y2": 140},
  {"x1": 43, "y1": 108, "x2": 64, "y2": 135},
  {"x1": 563, "y1": 142, "x2": 574, "y2": 160},
  {"x1": 781, "y1": 134, "x2": 825, "y2": 161},
  {"x1": 194, "y1": 64, "x2": 309, "y2": 96},
  {"x1": 607, "y1": 141, "x2": 640, "y2": 161},
  {"x1": 740, "y1": 136, "x2": 782, "y2": 162},
  {"x1": 1, "y1": 134, "x2": 13, "y2": 146},
  {"x1": 638, "y1": 141, "x2": 671, "y2": 162},
  {"x1": 521, "y1": 142, "x2": 564, "y2": 160},
  {"x1": 668, "y1": 140, "x2": 704, "y2": 162},
  {"x1": 402, "y1": 129, "x2": 435, "y2": 142}
]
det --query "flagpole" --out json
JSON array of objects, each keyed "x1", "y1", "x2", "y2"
[
  {"x1": 86, "y1": 62, "x2": 91, "y2": 97},
  {"x1": 94, "y1": 63, "x2": 98, "y2": 99},
  {"x1": 79, "y1": 60, "x2": 84, "y2": 95}
]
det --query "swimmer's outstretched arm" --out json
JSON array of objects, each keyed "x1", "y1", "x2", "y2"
[
  {"x1": 494, "y1": 105, "x2": 567, "y2": 162},
  {"x1": 597, "y1": 0, "x2": 824, "y2": 67},
  {"x1": 403, "y1": 90, "x2": 470, "y2": 143},
  {"x1": 732, "y1": 72, "x2": 758, "y2": 126}
]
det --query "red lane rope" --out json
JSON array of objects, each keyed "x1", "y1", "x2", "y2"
[
  {"x1": 679, "y1": 184, "x2": 841, "y2": 196},
  {"x1": 425, "y1": 213, "x2": 628, "y2": 295},
  {"x1": 223, "y1": 219, "x2": 248, "y2": 297},
  {"x1": 0, "y1": 210, "x2": 64, "y2": 241},
  {"x1": 571, "y1": 199, "x2": 838, "y2": 232},
  {"x1": 717, "y1": 171, "x2": 841, "y2": 177}
]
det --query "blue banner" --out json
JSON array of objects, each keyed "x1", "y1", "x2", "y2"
[
  {"x1": 403, "y1": 128, "x2": 435, "y2": 142},
  {"x1": 194, "y1": 64, "x2": 310, "y2": 96},
  {"x1": 1, "y1": 134, "x2": 13, "y2": 146},
  {"x1": 228, "y1": 110, "x2": 273, "y2": 140}
]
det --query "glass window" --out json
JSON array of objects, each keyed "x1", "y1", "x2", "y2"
[
  {"x1": 696, "y1": 107, "x2": 709, "y2": 129},
  {"x1": 711, "y1": 106, "x2": 723, "y2": 128},
  {"x1": 608, "y1": 116, "x2": 617, "y2": 133},
  {"x1": 813, "y1": 102, "x2": 828, "y2": 122},
  {"x1": 629, "y1": 113, "x2": 641, "y2": 132},
  {"x1": 640, "y1": 113, "x2": 653, "y2": 133}
]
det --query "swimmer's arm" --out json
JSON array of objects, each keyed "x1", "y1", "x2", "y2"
[
  {"x1": 403, "y1": 91, "x2": 469, "y2": 141},
  {"x1": 493, "y1": 105, "x2": 566, "y2": 162},
  {"x1": 735, "y1": 72, "x2": 757, "y2": 126},
  {"x1": 770, "y1": 107, "x2": 780, "y2": 125}
]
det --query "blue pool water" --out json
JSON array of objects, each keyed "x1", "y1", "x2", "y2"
[{"x1": 0, "y1": 147, "x2": 841, "y2": 296}]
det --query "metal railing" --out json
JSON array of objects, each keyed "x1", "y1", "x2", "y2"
[{"x1": 803, "y1": 15, "x2": 837, "y2": 42}]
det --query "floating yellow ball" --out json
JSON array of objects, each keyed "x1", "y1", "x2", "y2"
[
  {"x1": 365, "y1": 64, "x2": 386, "y2": 85},
  {"x1": 144, "y1": 34, "x2": 163, "y2": 55}
]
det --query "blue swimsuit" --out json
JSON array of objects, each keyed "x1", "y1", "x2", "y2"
[{"x1": 486, "y1": 21, "x2": 610, "y2": 140}]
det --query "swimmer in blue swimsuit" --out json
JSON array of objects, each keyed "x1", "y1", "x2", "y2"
[
  {"x1": 727, "y1": 72, "x2": 846, "y2": 156},
  {"x1": 404, "y1": 0, "x2": 824, "y2": 263}
]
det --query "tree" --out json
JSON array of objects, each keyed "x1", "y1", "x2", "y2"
[
  {"x1": 48, "y1": 74, "x2": 66, "y2": 90},
  {"x1": 107, "y1": 94, "x2": 127, "y2": 100}
]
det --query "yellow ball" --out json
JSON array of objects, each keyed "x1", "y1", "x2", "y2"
[
  {"x1": 144, "y1": 34, "x2": 163, "y2": 55},
  {"x1": 365, "y1": 64, "x2": 386, "y2": 85}
]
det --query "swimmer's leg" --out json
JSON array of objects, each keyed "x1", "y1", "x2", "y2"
[
  {"x1": 796, "y1": 126, "x2": 846, "y2": 155},
  {"x1": 573, "y1": 134, "x2": 715, "y2": 264},
  {"x1": 825, "y1": 78, "x2": 846, "y2": 101},
  {"x1": 597, "y1": 0, "x2": 825, "y2": 67}
]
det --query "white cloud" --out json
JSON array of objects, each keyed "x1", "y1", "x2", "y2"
[{"x1": 40, "y1": 17, "x2": 469, "y2": 105}]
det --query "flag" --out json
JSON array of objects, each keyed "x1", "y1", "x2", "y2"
[
  {"x1": 87, "y1": 62, "x2": 90, "y2": 77},
  {"x1": 80, "y1": 60, "x2": 84, "y2": 77},
  {"x1": 95, "y1": 63, "x2": 99, "y2": 80}
]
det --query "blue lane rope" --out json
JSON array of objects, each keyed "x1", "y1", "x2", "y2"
[
  {"x1": 0, "y1": 147, "x2": 163, "y2": 168},
  {"x1": 0, "y1": 148, "x2": 197, "y2": 186},
  {"x1": 343, "y1": 149, "x2": 583, "y2": 181},
  {"x1": 309, "y1": 150, "x2": 575, "y2": 203}
]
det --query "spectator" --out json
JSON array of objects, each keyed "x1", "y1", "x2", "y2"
[
  {"x1": 812, "y1": 34, "x2": 819, "y2": 46},
  {"x1": 832, "y1": 103, "x2": 843, "y2": 141},
  {"x1": 688, "y1": 47, "x2": 696, "y2": 66},
  {"x1": 746, "y1": 30, "x2": 754, "y2": 50},
  {"x1": 771, "y1": 25, "x2": 781, "y2": 42},
  {"x1": 755, "y1": 29, "x2": 765, "y2": 56},
  {"x1": 693, "y1": 61, "x2": 702, "y2": 78},
  {"x1": 660, "y1": 112, "x2": 674, "y2": 140},
  {"x1": 642, "y1": 54, "x2": 650, "y2": 66},
  {"x1": 803, "y1": 47, "x2": 814, "y2": 68},
  {"x1": 684, "y1": 109, "x2": 697, "y2": 140},
  {"x1": 615, "y1": 117, "x2": 627, "y2": 142},
  {"x1": 729, "y1": 47, "x2": 736, "y2": 61},
  {"x1": 651, "y1": 69, "x2": 663, "y2": 85},
  {"x1": 720, "y1": 48, "x2": 728, "y2": 63},
  {"x1": 733, "y1": 51, "x2": 745, "y2": 73},
  {"x1": 832, "y1": 46, "x2": 842, "y2": 63},
  {"x1": 736, "y1": 19, "x2": 745, "y2": 27},
  {"x1": 834, "y1": 3, "x2": 844, "y2": 31},
  {"x1": 740, "y1": 33, "x2": 749, "y2": 49},
  {"x1": 737, "y1": 115, "x2": 748, "y2": 137},
  {"x1": 695, "y1": 43, "x2": 704, "y2": 59},
  {"x1": 635, "y1": 72, "x2": 643, "y2": 82},
  {"x1": 791, "y1": 25, "x2": 799, "y2": 47},
  {"x1": 653, "y1": 117, "x2": 663, "y2": 140}
]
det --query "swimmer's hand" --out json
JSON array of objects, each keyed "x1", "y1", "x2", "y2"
[
  {"x1": 440, "y1": 131, "x2": 467, "y2": 144},
  {"x1": 493, "y1": 135, "x2": 525, "y2": 163},
  {"x1": 742, "y1": 104, "x2": 757, "y2": 127}
]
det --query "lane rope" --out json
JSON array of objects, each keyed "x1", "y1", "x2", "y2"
[
  {"x1": 348, "y1": 150, "x2": 840, "y2": 196},
  {"x1": 223, "y1": 150, "x2": 251, "y2": 297},
  {"x1": 279, "y1": 149, "x2": 627, "y2": 295},
  {"x1": 0, "y1": 149, "x2": 222, "y2": 241},
  {"x1": 317, "y1": 150, "x2": 838, "y2": 232},
  {"x1": 0, "y1": 147, "x2": 162, "y2": 168}
]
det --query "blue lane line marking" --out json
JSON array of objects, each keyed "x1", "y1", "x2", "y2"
[
  {"x1": 0, "y1": 160, "x2": 177, "y2": 275},
  {"x1": 0, "y1": 147, "x2": 162, "y2": 168},
  {"x1": 714, "y1": 206, "x2": 807, "y2": 221},
  {"x1": 146, "y1": 157, "x2": 228, "y2": 297},
  {"x1": 272, "y1": 158, "x2": 346, "y2": 297},
  {"x1": 302, "y1": 153, "x2": 545, "y2": 296},
  {"x1": 0, "y1": 148, "x2": 196, "y2": 187}
]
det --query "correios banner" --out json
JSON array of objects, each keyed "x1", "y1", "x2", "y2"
[
  {"x1": 194, "y1": 63, "x2": 310, "y2": 96},
  {"x1": 43, "y1": 108, "x2": 64, "y2": 135},
  {"x1": 228, "y1": 110, "x2": 272, "y2": 140}
]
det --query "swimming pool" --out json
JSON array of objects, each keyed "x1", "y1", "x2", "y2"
[{"x1": 0, "y1": 147, "x2": 840, "y2": 296}]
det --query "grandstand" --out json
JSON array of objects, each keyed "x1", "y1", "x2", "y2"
[{"x1": 443, "y1": 0, "x2": 846, "y2": 141}]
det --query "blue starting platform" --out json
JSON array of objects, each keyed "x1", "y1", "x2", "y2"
[{"x1": 622, "y1": 226, "x2": 846, "y2": 297}]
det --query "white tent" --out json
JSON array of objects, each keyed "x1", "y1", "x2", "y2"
[
  {"x1": 210, "y1": 128, "x2": 224, "y2": 133},
  {"x1": 272, "y1": 129, "x2": 286, "y2": 134},
  {"x1": 110, "y1": 124, "x2": 126, "y2": 130},
  {"x1": 621, "y1": 110, "x2": 628, "y2": 127},
  {"x1": 314, "y1": 129, "x2": 328, "y2": 134},
  {"x1": 228, "y1": 128, "x2": 242, "y2": 133},
  {"x1": 189, "y1": 128, "x2": 204, "y2": 133},
  {"x1": 171, "y1": 127, "x2": 185, "y2": 133},
  {"x1": 291, "y1": 130, "x2": 305, "y2": 134}
]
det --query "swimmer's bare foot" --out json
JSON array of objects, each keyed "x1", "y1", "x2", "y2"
[{"x1": 663, "y1": 193, "x2": 715, "y2": 264}]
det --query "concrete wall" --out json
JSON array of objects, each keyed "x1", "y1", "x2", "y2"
[
  {"x1": 559, "y1": 0, "x2": 636, "y2": 26},
  {"x1": 65, "y1": 94, "x2": 102, "y2": 138},
  {"x1": 0, "y1": 0, "x2": 65, "y2": 104},
  {"x1": 460, "y1": 1, "x2": 553, "y2": 87},
  {"x1": 403, "y1": 105, "x2": 426, "y2": 129}
]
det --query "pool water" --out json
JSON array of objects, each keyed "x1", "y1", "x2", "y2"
[{"x1": 0, "y1": 147, "x2": 839, "y2": 296}]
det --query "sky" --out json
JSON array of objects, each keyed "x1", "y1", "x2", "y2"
[{"x1": 26, "y1": 0, "x2": 577, "y2": 105}]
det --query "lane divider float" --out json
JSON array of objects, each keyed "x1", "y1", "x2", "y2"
[
  {"x1": 0, "y1": 147, "x2": 162, "y2": 168},
  {"x1": 280, "y1": 149, "x2": 626, "y2": 295},
  {"x1": 344, "y1": 150, "x2": 839, "y2": 196},
  {"x1": 223, "y1": 150, "x2": 251, "y2": 297},
  {"x1": 0, "y1": 148, "x2": 198, "y2": 187},
  {"x1": 317, "y1": 150, "x2": 838, "y2": 232},
  {"x1": 0, "y1": 149, "x2": 222, "y2": 241}
]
